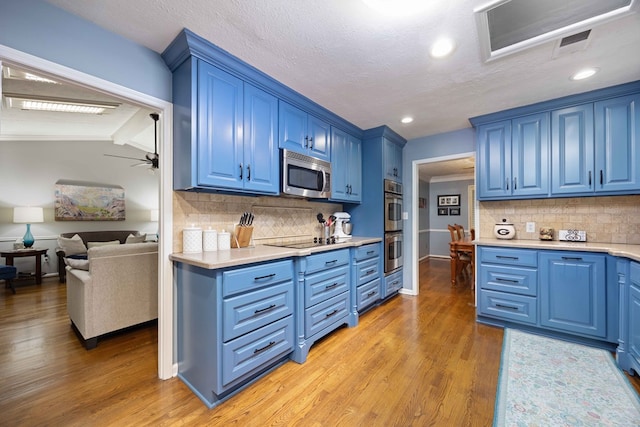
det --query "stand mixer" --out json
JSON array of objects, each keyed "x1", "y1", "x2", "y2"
[{"x1": 332, "y1": 212, "x2": 352, "y2": 241}]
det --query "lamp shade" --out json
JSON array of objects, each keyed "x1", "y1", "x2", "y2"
[{"x1": 13, "y1": 207, "x2": 44, "y2": 224}]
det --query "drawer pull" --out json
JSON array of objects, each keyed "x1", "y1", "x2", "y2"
[
  {"x1": 253, "y1": 341, "x2": 276, "y2": 354},
  {"x1": 254, "y1": 304, "x2": 277, "y2": 314},
  {"x1": 365, "y1": 269, "x2": 376, "y2": 275},
  {"x1": 366, "y1": 291, "x2": 377, "y2": 297},
  {"x1": 496, "y1": 256, "x2": 519, "y2": 260},
  {"x1": 325, "y1": 309, "x2": 339, "y2": 318},
  {"x1": 561, "y1": 256, "x2": 583, "y2": 261},
  {"x1": 325, "y1": 260, "x2": 338, "y2": 266},
  {"x1": 254, "y1": 273, "x2": 276, "y2": 281},
  {"x1": 495, "y1": 278, "x2": 519, "y2": 284},
  {"x1": 367, "y1": 250, "x2": 375, "y2": 255},
  {"x1": 495, "y1": 303, "x2": 519, "y2": 311},
  {"x1": 325, "y1": 283, "x2": 339, "y2": 290}
]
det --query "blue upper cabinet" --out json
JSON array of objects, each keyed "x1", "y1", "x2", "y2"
[
  {"x1": 594, "y1": 93, "x2": 640, "y2": 192},
  {"x1": 476, "y1": 113, "x2": 549, "y2": 199},
  {"x1": 331, "y1": 127, "x2": 362, "y2": 203},
  {"x1": 551, "y1": 104, "x2": 594, "y2": 195},
  {"x1": 279, "y1": 101, "x2": 330, "y2": 162},
  {"x1": 471, "y1": 80, "x2": 640, "y2": 200},
  {"x1": 383, "y1": 138, "x2": 402, "y2": 182}
]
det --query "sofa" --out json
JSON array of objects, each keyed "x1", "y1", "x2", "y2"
[
  {"x1": 56, "y1": 230, "x2": 142, "y2": 282},
  {"x1": 65, "y1": 242, "x2": 158, "y2": 349}
]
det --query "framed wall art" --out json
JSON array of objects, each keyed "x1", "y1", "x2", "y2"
[
  {"x1": 437, "y1": 207, "x2": 449, "y2": 216},
  {"x1": 55, "y1": 180, "x2": 125, "y2": 221},
  {"x1": 419, "y1": 197, "x2": 427, "y2": 209},
  {"x1": 449, "y1": 207, "x2": 461, "y2": 216},
  {"x1": 437, "y1": 194, "x2": 460, "y2": 207}
]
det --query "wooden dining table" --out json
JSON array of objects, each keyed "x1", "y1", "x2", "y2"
[{"x1": 449, "y1": 237, "x2": 475, "y2": 288}]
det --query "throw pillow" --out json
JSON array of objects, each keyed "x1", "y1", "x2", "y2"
[
  {"x1": 57, "y1": 234, "x2": 88, "y2": 256},
  {"x1": 87, "y1": 240, "x2": 121, "y2": 248},
  {"x1": 125, "y1": 234, "x2": 146, "y2": 244},
  {"x1": 65, "y1": 258, "x2": 89, "y2": 270}
]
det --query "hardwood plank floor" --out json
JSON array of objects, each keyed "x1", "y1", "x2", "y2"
[{"x1": 1, "y1": 259, "x2": 638, "y2": 426}]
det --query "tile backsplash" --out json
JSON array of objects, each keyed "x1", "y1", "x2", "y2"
[
  {"x1": 479, "y1": 195, "x2": 640, "y2": 244},
  {"x1": 173, "y1": 191, "x2": 343, "y2": 252}
]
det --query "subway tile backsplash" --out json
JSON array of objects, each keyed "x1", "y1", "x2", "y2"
[
  {"x1": 479, "y1": 195, "x2": 640, "y2": 244},
  {"x1": 173, "y1": 191, "x2": 342, "y2": 252}
]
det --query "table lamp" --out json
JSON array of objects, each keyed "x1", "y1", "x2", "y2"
[{"x1": 13, "y1": 207, "x2": 44, "y2": 248}]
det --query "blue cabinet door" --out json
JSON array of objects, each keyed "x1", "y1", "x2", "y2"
[
  {"x1": 477, "y1": 120, "x2": 511, "y2": 198},
  {"x1": 197, "y1": 61, "x2": 244, "y2": 188},
  {"x1": 551, "y1": 104, "x2": 595, "y2": 195},
  {"x1": 331, "y1": 127, "x2": 349, "y2": 200},
  {"x1": 383, "y1": 138, "x2": 402, "y2": 182},
  {"x1": 308, "y1": 114, "x2": 330, "y2": 161},
  {"x1": 243, "y1": 84, "x2": 279, "y2": 194},
  {"x1": 347, "y1": 134, "x2": 362, "y2": 202},
  {"x1": 629, "y1": 265, "x2": 640, "y2": 366},
  {"x1": 594, "y1": 94, "x2": 640, "y2": 193},
  {"x1": 512, "y1": 113, "x2": 549, "y2": 197},
  {"x1": 539, "y1": 251, "x2": 606, "y2": 338},
  {"x1": 278, "y1": 101, "x2": 307, "y2": 154}
]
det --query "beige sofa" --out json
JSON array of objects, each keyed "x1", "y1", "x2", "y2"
[{"x1": 66, "y1": 242, "x2": 158, "y2": 349}]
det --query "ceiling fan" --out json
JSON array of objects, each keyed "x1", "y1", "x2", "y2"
[{"x1": 105, "y1": 113, "x2": 159, "y2": 169}]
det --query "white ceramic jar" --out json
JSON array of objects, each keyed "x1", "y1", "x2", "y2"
[
  {"x1": 218, "y1": 230, "x2": 231, "y2": 250},
  {"x1": 202, "y1": 228, "x2": 218, "y2": 251},
  {"x1": 494, "y1": 219, "x2": 515, "y2": 240},
  {"x1": 183, "y1": 225, "x2": 202, "y2": 253}
]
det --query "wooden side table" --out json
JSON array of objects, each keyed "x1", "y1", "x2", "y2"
[{"x1": 0, "y1": 248, "x2": 48, "y2": 285}]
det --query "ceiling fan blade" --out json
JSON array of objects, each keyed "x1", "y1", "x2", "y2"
[{"x1": 104, "y1": 153, "x2": 147, "y2": 162}]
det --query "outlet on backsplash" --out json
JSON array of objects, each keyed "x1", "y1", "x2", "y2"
[{"x1": 526, "y1": 222, "x2": 535, "y2": 233}]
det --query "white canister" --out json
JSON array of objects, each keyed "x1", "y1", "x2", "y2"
[
  {"x1": 203, "y1": 228, "x2": 218, "y2": 251},
  {"x1": 494, "y1": 219, "x2": 516, "y2": 240},
  {"x1": 183, "y1": 225, "x2": 203, "y2": 253},
  {"x1": 218, "y1": 230, "x2": 231, "y2": 251}
]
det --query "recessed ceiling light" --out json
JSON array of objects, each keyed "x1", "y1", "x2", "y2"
[
  {"x1": 401, "y1": 117, "x2": 414, "y2": 124},
  {"x1": 362, "y1": 0, "x2": 428, "y2": 17},
  {"x1": 571, "y1": 67, "x2": 599, "y2": 80},
  {"x1": 430, "y1": 38, "x2": 456, "y2": 58}
]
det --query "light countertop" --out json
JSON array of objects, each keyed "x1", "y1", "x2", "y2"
[
  {"x1": 169, "y1": 236, "x2": 382, "y2": 270},
  {"x1": 475, "y1": 238, "x2": 640, "y2": 262}
]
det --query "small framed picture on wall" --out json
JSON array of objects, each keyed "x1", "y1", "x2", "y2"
[
  {"x1": 437, "y1": 194, "x2": 460, "y2": 207},
  {"x1": 437, "y1": 207, "x2": 448, "y2": 216},
  {"x1": 419, "y1": 197, "x2": 427, "y2": 209},
  {"x1": 449, "y1": 207, "x2": 460, "y2": 216}
]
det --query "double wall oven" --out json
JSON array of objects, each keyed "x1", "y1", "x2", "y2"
[{"x1": 383, "y1": 179, "x2": 403, "y2": 273}]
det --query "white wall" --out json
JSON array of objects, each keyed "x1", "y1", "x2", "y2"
[{"x1": 0, "y1": 139, "x2": 159, "y2": 276}]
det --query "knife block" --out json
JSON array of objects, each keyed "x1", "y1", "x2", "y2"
[{"x1": 232, "y1": 225, "x2": 253, "y2": 248}]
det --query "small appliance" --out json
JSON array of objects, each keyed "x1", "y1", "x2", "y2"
[{"x1": 331, "y1": 212, "x2": 352, "y2": 241}]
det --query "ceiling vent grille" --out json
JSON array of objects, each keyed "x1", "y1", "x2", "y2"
[{"x1": 475, "y1": 0, "x2": 638, "y2": 61}]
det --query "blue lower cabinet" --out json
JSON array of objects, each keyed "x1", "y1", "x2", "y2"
[
  {"x1": 478, "y1": 289, "x2": 537, "y2": 325},
  {"x1": 357, "y1": 278, "x2": 381, "y2": 310},
  {"x1": 352, "y1": 243, "x2": 382, "y2": 312},
  {"x1": 176, "y1": 259, "x2": 294, "y2": 409},
  {"x1": 619, "y1": 260, "x2": 640, "y2": 376},
  {"x1": 304, "y1": 292, "x2": 350, "y2": 338},
  {"x1": 384, "y1": 269, "x2": 403, "y2": 298}
]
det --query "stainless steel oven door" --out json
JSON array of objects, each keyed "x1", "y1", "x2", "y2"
[
  {"x1": 384, "y1": 231, "x2": 403, "y2": 273},
  {"x1": 384, "y1": 193, "x2": 403, "y2": 231}
]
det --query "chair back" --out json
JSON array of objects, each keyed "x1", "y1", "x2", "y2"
[
  {"x1": 454, "y1": 224, "x2": 465, "y2": 240},
  {"x1": 448, "y1": 225, "x2": 460, "y2": 242}
]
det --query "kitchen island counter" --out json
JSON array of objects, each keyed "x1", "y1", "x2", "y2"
[
  {"x1": 170, "y1": 237, "x2": 382, "y2": 270},
  {"x1": 474, "y1": 239, "x2": 640, "y2": 263}
]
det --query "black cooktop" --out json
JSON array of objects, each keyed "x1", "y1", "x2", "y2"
[{"x1": 265, "y1": 237, "x2": 339, "y2": 249}]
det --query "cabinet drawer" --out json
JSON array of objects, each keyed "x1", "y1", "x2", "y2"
[
  {"x1": 223, "y1": 281, "x2": 294, "y2": 341},
  {"x1": 385, "y1": 270, "x2": 403, "y2": 296},
  {"x1": 305, "y1": 248, "x2": 349, "y2": 274},
  {"x1": 357, "y1": 278, "x2": 380, "y2": 310},
  {"x1": 355, "y1": 258, "x2": 380, "y2": 287},
  {"x1": 478, "y1": 289, "x2": 537, "y2": 325},
  {"x1": 631, "y1": 261, "x2": 640, "y2": 284},
  {"x1": 222, "y1": 316, "x2": 294, "y2": 387},
  {"x1": 304, "y1": 292, "x2": 349, "y2": 338},
  {"x1": 222, "y1": 260, "x2": 293, "y2": 297},
  {"x1": 480, "y1": 264, "x2": 537, "y2": 296},
  {"x1": 480, "y1": 247, "x2": 537, "y2": 267},
  {"x1": 354, "y1": 243, "x2": 380, "y2": 262},
  {"x1": 305, "y1": 265, "x2": 349, "y2": 308}
]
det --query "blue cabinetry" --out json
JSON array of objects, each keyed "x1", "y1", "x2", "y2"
[
  {"x1": 176, "y1": 259, "x2": 294, "y2": 408},
  {"x1": 279, "y1": 101, "x2": 330, "y2": 162},
  {"x1": 351, "y1": 243, "x2": 381, "y2": 313},
  {"x1": 331, "y1": 127, "x2": 362, "y2": 203},
  {"x1": 539, "y1": 251, "x2": 606, "y2": 338},
  {"x1": 383, "y1": 137, "x2": 403, "y2": 182},
  {"x1": 476, "y1": 113, "x2": 549, "y2": 199},
  {"x1": 618, "y1": 260, "x2": 640, "y2": 376},
  {"x1": 471, "y1": 81, "x2": 640, "y2": 200},
  {"x1": 293, "y1": 248, "x2": 355, "y2": 363}
]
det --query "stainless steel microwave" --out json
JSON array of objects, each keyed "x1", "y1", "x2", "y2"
[{"x1": 282, "y1": 149, "x2": 331, "y2": 198}]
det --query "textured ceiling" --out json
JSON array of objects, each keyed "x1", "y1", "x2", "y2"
[{"x1": 5, "y1": 0, "x2": 640, "y2": 178}]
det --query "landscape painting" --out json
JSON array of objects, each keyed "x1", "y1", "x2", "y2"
[{"x1": 55, "y1": 181, "x2": 125, "y2": 221}]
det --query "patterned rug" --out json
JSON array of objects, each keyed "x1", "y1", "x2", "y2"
[{"x1": 494, "y1": 329, "x2": 640, "y2": 426}]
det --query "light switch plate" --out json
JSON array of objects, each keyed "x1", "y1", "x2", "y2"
[
  {"x1": 526, "y1": 222, "x2": 535, "y2": 232},
  {"x1": 558, "y1": 229, "x2": 587, "y2": 242}
]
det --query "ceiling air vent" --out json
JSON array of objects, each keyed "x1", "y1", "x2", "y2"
[
  {"x1": 559, "y1": 30, "x2": 592, "y2": 47},
  {"x1": 553, "y1": 30, "x2": 592, "y2": 58},
  {"x1": 475, "y1": 0, "x2": 638, "y2": 61}
]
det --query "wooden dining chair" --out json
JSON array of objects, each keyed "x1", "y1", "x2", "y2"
[{"x1": 448, "y1": 225, "x2": 472, "y2": 282}]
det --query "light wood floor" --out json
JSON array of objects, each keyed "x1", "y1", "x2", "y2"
[{"x1": 1, "y1": 259, "x2": 638, "y2": 426}]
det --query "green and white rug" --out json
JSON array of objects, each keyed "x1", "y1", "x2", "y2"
[{"x1": 494, "y1": 329, "x2": 640, "y2": 426}]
